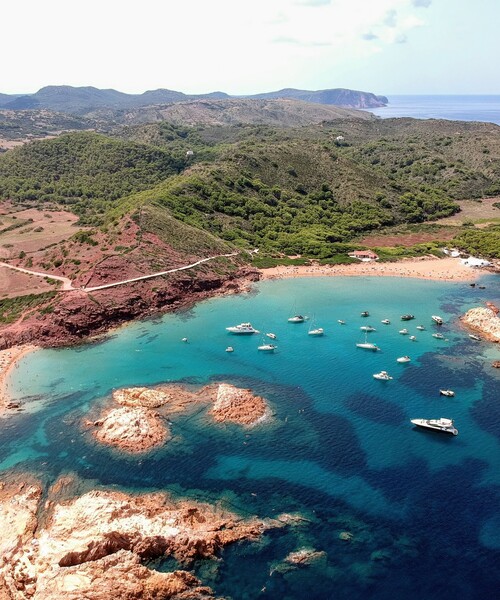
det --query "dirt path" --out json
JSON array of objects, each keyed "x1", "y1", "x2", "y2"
[
  {"x1": 0, "y1": 261, "x2": 73, "y2": 290},
  {"x1": 83, "y1": 253, "x2": 239, "y2": 291},
  {"x1": 0, "y1": 253, "x2": 239, "y2": 294}
]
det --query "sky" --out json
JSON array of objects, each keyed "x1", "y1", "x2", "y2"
[{"x1": 2, "y1": 0, "x2": 500, "y2": 96}]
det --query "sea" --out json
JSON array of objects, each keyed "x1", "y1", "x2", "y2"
[
  {"x1": 364, "y1": 95, "x2": 500, "y2": 125},
  {"x1": 3, "y1": 275, "x2": 500, "y2": 599}
]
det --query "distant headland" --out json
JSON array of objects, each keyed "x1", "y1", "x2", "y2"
[{"x1": 0, "y1": 85, "x2": 387, "y2": 115}]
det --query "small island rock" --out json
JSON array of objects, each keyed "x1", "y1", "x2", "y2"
[
  {"x1": 94, "y1": 406, "x2": 170, "y2": 452},
  {"x1": 211, "y1": 383, "x2": 269, "y2": 426}
]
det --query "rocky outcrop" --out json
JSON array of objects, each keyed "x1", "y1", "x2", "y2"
[
  {"x1": 0, "y1": 477, "x2": 282, "y2": 599},
  {"x1": 0, "y1": 480, "x2": 42, "y2": 599},
  {"x1": 93, "y1": 406, "x2": 170, "y2": 452},
  {"x1": 461, "y1": 307, "x2": 500, "y2": 342},
  {"x1": 210, "y1": 383, "x2": 269, "y2": 426},
  {"x1": 285, "y1": 547, "x2": 327, "y2": 566},
  {"x1": 113, "y1": 386, "x2": 172, "y2": 408}
]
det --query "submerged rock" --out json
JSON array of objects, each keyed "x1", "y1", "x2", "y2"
[
  {"x1": 285, "y1": 547, "x2": 327, "y2": 566},
  {"x1": 461, "y1": 307, "x2": 500, "y2": 342},
  {"x1": 0, "y1": 477, "x2": 281, "y2": 599}
]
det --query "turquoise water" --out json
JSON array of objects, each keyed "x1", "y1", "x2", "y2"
[{"x1": 3, "y1": 275, "x2": 500, "y2": 599}]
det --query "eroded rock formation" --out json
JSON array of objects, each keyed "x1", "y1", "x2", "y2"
[
  {"x1": 461, "y1": 307, "x2": 500, "y2": 342},
  {"x1": 113, "y1": 386, "x2": 172, "y2": 408},
  {"x1": 93, "y1": 406, "x2": 170, "y2": 452},
  {"x1": 0, "y1": 477, "x2": 281, "y2": 599},
  {"x1": 210, "y1": 383, "x2": 269, "y2": 426}
]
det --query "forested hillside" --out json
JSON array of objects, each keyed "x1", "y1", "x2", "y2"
[
  {"x1": 0, "y1": 117, "x2": 499, "y2": 258},
  {"x1": 0, "y1": 132, "x2": 185, "y2": 224}
]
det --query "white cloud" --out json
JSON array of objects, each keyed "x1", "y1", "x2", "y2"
[
  {"x1": 295, "y1": 0, "x2": 332, "y2": 6},
  {"x1": 384, "y1": 9, "x2": 398, "y2": 27},
  {"x1": 412, "y1": 0, "x2": 432, "y2": 7},
  {"x1": 0, "y1": 0, "x2": 434, "y2": 95}
]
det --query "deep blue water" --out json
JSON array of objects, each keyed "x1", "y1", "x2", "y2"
[
  {"x1": 364, "y1": 95, "x2": 500, "y2": 125},
  {"x1": 2, "y1": 275, "x2": 500, "y2": 599}
]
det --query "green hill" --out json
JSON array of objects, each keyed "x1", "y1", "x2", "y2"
[
  {"x1": 0, "y1": 131, "x2": 186, "y2": 224},
  {"x1": 1, "y1": 117, "x2": 499, "y2": 259}
]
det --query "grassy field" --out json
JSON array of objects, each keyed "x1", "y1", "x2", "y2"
[
  {"x1": 430, "y1": 197, "x2": 500, "y2": 227},
  {"x1": 0, "y1": 202, "x2": 81, "y2": 259}
]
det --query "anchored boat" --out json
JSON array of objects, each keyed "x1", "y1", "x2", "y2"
[
  {"x1": 411, "y1": 418, "x2": 458, "y2": 435},
  {"x1": 226, "y1": 323, "x2": 259, "y2": 334},
  {"x1": 373, "y1": 370, "x2": 393, "y2": 381}
]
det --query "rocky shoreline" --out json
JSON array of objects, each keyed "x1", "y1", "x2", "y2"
[
  {"x1": 460, "y1": 307, "x2": 500, "y2": 343},
  {"x1": 0, "y1": 475, "x2": 284, "y2": 599},
  {"x1": 0, "y1": 266, "x2": 259, "y2": 351}
]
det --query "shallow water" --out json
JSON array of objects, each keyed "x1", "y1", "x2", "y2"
[{"x1": 3, "y1": 275, "x2": 500, "y2": 599}]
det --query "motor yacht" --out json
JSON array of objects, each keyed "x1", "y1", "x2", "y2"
[
  {"x1": 411, "y1": 417, "x2": 458, "y2": 435},
  {"x1": 226, "y1": 323, "x2": 259, "y2": 334},
  {"x1": 373, "y1": 370, "x2": 393, "y2": 380}
]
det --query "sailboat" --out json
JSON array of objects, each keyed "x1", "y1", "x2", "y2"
[
  {"x1": 356, "y1": 332, "x2": 380, "y2": 351},
  {"x1": 308, "y1": 315, "x2": 324, "y2": 336},
  {"x1": 258, "y1": 334, "x2": 277, "y2": 352}
]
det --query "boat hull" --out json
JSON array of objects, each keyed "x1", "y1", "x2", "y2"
[{"x1": 411, "y1": 419, "x2": 458, "y2": 435}]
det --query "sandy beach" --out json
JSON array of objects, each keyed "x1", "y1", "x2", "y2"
[
  {"x1": 0, "y1": 256, "x2": 494, "y2": 412},
  {"x1": 0, "y1": 344, "x2": 38, "y2": 415},
  {"x1": 258, "y1": 256, "x2": 488, "y2": 282}
]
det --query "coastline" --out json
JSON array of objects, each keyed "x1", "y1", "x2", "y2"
[
  {"x1": 0, "y1": 257, "x2": 495, "y2": 412},
  {"x1": 0, "y1": 344, "x2": 38, "y2": 415},
  {"x1": 258, "y1": 256, "x2": 487, "y2": 282}
]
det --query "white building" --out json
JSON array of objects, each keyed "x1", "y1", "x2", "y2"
[{"x1": 461, "y1": 256, "x2": 492, "y2": 268}]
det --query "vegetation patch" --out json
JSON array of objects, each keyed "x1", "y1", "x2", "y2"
[{"x1": 0, "y1": 291, "x2": 57, "y2": 324}]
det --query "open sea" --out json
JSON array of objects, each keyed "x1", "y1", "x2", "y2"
[
  {"x1": 364, "y1": 95, "x2": 500, "y2": 125},
  {"x1": 3, "y1": 275, "x2": 500, "y2": 599}
]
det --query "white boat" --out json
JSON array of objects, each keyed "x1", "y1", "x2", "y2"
[
  {"x1": 468, "y1": 334, "x2": 481, "y2": 341},
  {"x1": 399, "y1": 328, "x2": 409, "y2": 335},
  {"x1": 416, "y1": 325, "x2": 425, "y2": 331},
  {"x1": 360, "y1": 325, "x2": 376, "y2": 332},
  {"x1": 356, "y1": 333, "x2": 380, "y2": 351},
  {"x1": 439, "y1": 389, "x2": 455, "y2": 397},
  {"x1": 432, "y1": 315, "x2": 443, "y2": 325},
  {"x1": 226, "y1": 322, "x2": 259, "y2": 334},
  {"x1": 288, "y1": 315, "x2": 305, "y2": 323},
  {"x1": 266, "y1": 332, "x2": 277, "y2": 339},
  {"x1": 373, "y1": 370, "x2": 393, "y2": 381},
  {"x1": 258, "y1": 343, "x2": 277, "y2": 352},
  {"x1": 432, "y1": 333, "x2": 445, "y2": 339},
  {"x1": 338, "y1": 319, "x2": 346, "y2": 325},
  {"x1": 409, "y1": 335, "x2": 417, "y2": 341},
  {"x1": 411, "y1": 418, "x2": 458, "y2": 435},
  {"x1": 225, "y1": 346, "x2": 234, "y2": 352},
  {"x1": 381, "y1": 319, "x2": 390, "y2": 325},
  {"x1": 356, "y1": 342, "x2": 379, "y2": 350},
  {"x1": 360, "y1": 311, "x2": 370, "y2": 317},
  {"x1": 397, "y1": 356, "x2": 411, "y2": 363},
  {"x1": 308, "y1": 328, "x2": 324, "y2": 336},
  {"x1": 181, "y1": 337, "x2": 188, "y2": 342}
]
